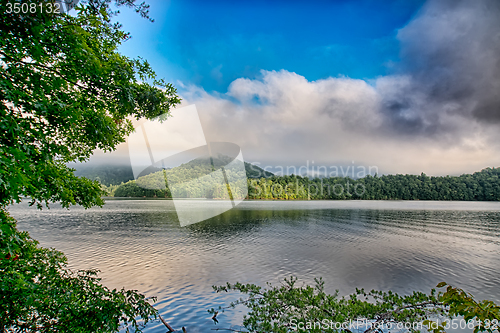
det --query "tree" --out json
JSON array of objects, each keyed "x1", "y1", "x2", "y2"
[
  {"x1": 210, "y1": 277, "x2": 444, "y2": 333},
  {"x1": 210, "y1": 278, "x2": 500, "y2": 333},
  {"x1": 0, "y1": 0, "x2": 180, "y2": 331},
  {"x1": 1, "y1": 210, "x2": 158, "y2": 332},
  {"x1": 0, "y1": 0, "x2": 180, "y2": 209}
]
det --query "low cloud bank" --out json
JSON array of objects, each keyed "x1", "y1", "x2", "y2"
[
  {"x1": 90, "y1": 0, "x2": 500, "y2": 176},
  {"x1": 179, "y1": 0, "x2": 500, "y2": 175}
]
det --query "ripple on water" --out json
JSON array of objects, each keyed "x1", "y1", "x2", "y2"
[{"x1": 8, "y1": 199, "x2": 500, "y2": 330}]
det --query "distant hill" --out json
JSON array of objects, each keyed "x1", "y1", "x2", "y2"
[
  {"x1": 113, "y1": 166, "x2": 500, "y2": 201},
  {"x1": 72, "y1": 164, "x2": 137, "y2": 186},
  {"x1": 245, "y1": 162, "x2": 274, "y2": 178},
  {"x1": 114, "y1": 155, "x2": 265, "y2": 199},
  {"x1": 72, "y1": 158, "x2": 273, "y2": 186}
]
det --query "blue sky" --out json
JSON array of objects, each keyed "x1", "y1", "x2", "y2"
[
  {"x1": 117, "y1": 0, "x2": 425, "y2": 93},
  {"x1": 99, "y1": 0, "x2": 500, "y2": 175}
]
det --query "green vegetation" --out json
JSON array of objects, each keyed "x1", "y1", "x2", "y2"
[
  {"x1": 1, "y1": 210, "x2": 157, "y2": 332},
  {"x1": 72, "y1": 157, "x2": 274, "y2": 197},
  {"x1": 100, "y1": 183, "x2": 122, "y2": 197},
  {"x1": 247, "y1": 167, "x2": 500, "y2": 200},
  {"x1": 111, "y1": 157, "x2": 272, "y2": 198},
  {"x1": 246, "y1": 162, "x2": 274, "y2": 179},
  {"x1": 0, "y1": 0, "x2": 180, "y2": 331},
  {"x1": 73, "y1": 164, "x2": 136, "y2": 186},
  {"x1": 72, "y1": 163, "x2": 166, "y2": 186},
  {"x1": 1, "y1": 0, "x2": 499, "y2": 331},
  {"x1": 114, "y1": 165, "x2": 500, "y2": 201},
  {"x1": 211, "y1": 278, "x2": 500, "y2": 333}
]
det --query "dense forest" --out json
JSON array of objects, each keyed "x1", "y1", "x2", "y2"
[
  {"x1": 110, "y1": 160, "x2": 500, "y2": 201},
  {"x1": 246, "y1": 167, "x2": 500, "y2": 201},
  {"x1": 72, "y1": 164, "x2": 137, "y2": 186},
  {"x1": 73, "y1": 159, "x2": 273, "y2": 187}
]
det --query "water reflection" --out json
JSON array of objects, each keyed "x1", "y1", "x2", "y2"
[{"x1": 8, "y1": 199, "x2": 500, "y2": 332}]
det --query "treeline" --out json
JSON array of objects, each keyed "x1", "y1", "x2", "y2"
[
  {"x1": 113, "y1": 156, "x2": 254, "y2": 199},
  {"x1": 112, "y1": 166, "x2": 500, "y2": 201},
  {"x1": 74, "y1": 158, "x2": 273, "y2": 189},
  {"x1": 248, "y1": 167, "x2": 500, "y2": 201}
]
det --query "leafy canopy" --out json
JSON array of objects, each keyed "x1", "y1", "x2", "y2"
[
  {"x1": 0, "y1": 0, "x2": 180, "y2": 209},
  {"x1": 0, "y1": 209, "x2": 158, "y2": 332},
  {"x1": 211, "y1": 278, "x2": 500, "y2": 333},
  {"x1": 0, "y1": 0, "x2": 180, "y2": 331}
]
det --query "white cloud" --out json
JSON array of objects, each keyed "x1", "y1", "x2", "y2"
[
  {"x1": 91, "y1": 0, "x2": 500, "y2": 176},
  {"x1": 179, "y1": 68, "x2": 500, "y2": 176}
]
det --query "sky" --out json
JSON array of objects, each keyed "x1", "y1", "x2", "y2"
[{"x1": 91, "y1": 0, "x2": 500, "y2": 176}]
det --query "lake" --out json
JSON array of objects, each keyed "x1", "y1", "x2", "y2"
[{"x1": 8, "y1": 199, "x2": 500, "y2": 332}]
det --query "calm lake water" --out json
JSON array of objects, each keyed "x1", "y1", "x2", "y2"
[{"x1": 8, "y1": 200, "x2": 500, "y2": 332}]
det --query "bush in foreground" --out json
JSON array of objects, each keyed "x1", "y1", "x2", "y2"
[
  {"x1": 1, "y1": 0, "x2": 179, "y2": 330},
  {"x1": 211, "y1": 277, "x2": 500, "y2": 333},
  {"x1": 0, "y1": 209, "x2": 157, "y2": 332}
]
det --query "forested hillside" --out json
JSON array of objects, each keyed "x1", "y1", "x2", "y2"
[
  {"x1": 113, "y1": 166, "x2": 500, "y2": 201},
  {"x1": 73, "y1": 158, "x2": 273, "y2": 187},
  {"x1": 247, "y1": 167, "x2": 500, "y2": 201},
  {"x1": 72, "y1": 164, "x2": 138, "y2": 186}
]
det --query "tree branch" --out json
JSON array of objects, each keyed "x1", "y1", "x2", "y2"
[{"x1": 0, "y1": 50, "x2": 92, "y2": 94}]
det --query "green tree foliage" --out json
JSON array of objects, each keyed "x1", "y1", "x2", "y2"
[
  {"x1": 114, "y1": 166, "x2": 500, "y2": 201},
  {"x1": 1, "y1": 210, "x2": 157, "y2": 332},
  {"x1": 112, "y1": 157, "x2": 270, "y2": 198},
  {"x1": 0, "y1": 0, "x2": 180, "y2": 209},
  {"x1": 113, "y1": 178, "x2": 170, "y2": 198},
  {"x1": 0, "y1": 0, "x2": 180, "y2": 331},
  {"x1": 211, "y1": 278, "x2": 500, "y2": 333},
  {"x1": 426, "y1": 283, "x2": 500, "y2": 333},
  {"x1": 246, "y1": 168, "x2": 500, "y2": 201},
  {"x1": 245, "y1": 162, "x2": 274, "y2": 179},
  {"x1": 211, "y1": 277, "x2": 444, "y2": 333}
]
